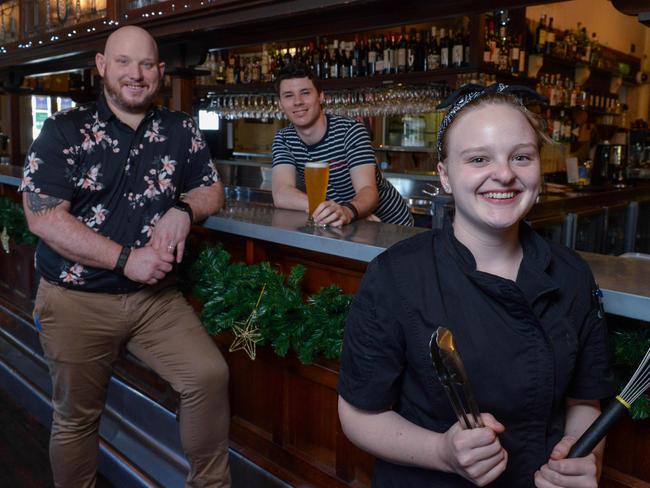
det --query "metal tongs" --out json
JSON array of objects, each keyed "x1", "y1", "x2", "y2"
[{"x1": 430, "y1": 327, "x2": 484, "y2": 429}]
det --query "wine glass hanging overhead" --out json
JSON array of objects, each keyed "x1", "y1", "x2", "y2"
[{"x1": 204, "y1": 84, "x2": 450, "y2": 121}]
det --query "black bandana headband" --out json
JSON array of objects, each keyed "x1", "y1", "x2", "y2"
[{"x1": 436, "y1": 83, "x2": 548, "y2": 159}]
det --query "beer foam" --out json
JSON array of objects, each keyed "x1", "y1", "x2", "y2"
[{"x1": 305, "y1": 162, "x2": 328, "y2": 168}]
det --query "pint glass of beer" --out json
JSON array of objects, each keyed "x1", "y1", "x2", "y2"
[{"x1": 305, "y1": 162, "x2": 329, "y2": 225}]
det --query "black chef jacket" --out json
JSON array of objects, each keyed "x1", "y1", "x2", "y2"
[{"x1": 338, "y1": 220, "x2": 616, "y2": 487}]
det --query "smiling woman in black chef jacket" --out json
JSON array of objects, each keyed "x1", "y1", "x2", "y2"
[{"x1": 337, "y1": 84, "x2": 616, "y2": 488}]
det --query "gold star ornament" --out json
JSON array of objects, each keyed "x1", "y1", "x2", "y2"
[{"x1": 229, "y1": 284, "x2": 265, "y2": 360}]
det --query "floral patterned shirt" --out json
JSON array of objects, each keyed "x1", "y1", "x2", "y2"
[{"x1": 18, "y1": 95, "x2": 219, "y2": 293}]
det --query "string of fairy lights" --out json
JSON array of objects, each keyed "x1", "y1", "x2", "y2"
[{"x1": 1, "y1": 1, "x2": 219, "y2": 56}]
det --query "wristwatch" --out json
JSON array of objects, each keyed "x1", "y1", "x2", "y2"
[
  {"x1": 340, "y1": 201, "x2": 359, "y2": 222},
  {"x1": 114, "y1": 245, "x2": 132, "y2": 275},
  {"x1": 173, "y1": 200, "x2": 194, "y2": 224}
]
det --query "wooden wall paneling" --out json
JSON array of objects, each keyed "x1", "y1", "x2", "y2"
[
  {"x1": 284, "y1": 371, "x2": 337, "y2": 463},
  {"x1": 603, "y1": 414, "x2": 650, "y2": 484},
  {"x1": 216, "y1": 338, "x2": 282, "y2": 444}
]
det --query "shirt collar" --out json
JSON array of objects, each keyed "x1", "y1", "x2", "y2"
[
  {"x1": 442, "y1": 218, "x2": 558, "y2": 301},
  {"x1": 96, "y1": 93, "x2": 159, "y2": 124}
]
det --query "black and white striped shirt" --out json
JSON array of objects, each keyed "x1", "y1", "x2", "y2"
[{"x1": 272, "y1": 115, "x2": 413, "y2": 226}]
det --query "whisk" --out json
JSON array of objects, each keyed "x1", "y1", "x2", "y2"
[{"x1": 568, "y1": 346, "x2": 650, "y2": 458}]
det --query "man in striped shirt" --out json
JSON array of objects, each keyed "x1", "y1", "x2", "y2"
[{"x1": 271, "y1": 64, "x2": 413, "y2": 227}]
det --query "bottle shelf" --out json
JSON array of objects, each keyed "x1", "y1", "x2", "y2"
[{"x1": 194, "y1": 66, "x2": 539, "y2": 97}]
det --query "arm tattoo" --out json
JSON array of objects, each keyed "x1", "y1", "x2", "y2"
[{"x1": 27, "y1": 193, "x2": 64, "y2": 215}]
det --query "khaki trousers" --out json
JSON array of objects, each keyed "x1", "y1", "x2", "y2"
[{"x1": 34, "y1": 278, "x2": 230, "y2": 488}]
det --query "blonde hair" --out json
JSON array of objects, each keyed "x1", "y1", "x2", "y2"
[{"x1": 438, "y1": 93, "x2": 551, "y2": 162}]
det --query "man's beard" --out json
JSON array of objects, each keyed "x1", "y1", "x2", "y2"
[{"x1": 103, "y1": 75, "x2": 159, "y2": 114}]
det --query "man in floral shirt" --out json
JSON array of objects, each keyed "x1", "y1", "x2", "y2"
[{"x1": 19, "y1": 25, "x2": 230, "y2": 487}]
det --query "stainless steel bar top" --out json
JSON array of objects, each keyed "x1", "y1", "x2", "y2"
[
  {"x1": 0, "y1": 165, "x2": 21, "y2": 186},
  {"x1": 205, "y1": 203, "x2": 425, "y2": 263},
  {"x1": 205, "y1": 204, "x2": 649, "y2": 321},
  {"x1": 578, "y1": 252, "x2": 650, "y2": 322}
]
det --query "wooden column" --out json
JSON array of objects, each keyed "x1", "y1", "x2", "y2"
[
  {"x1": 9, "y1": 93, "x2": 21, "y2": 166},
  {"x1": 171, "y1": 74, "x2": 194, "y2": 114}
]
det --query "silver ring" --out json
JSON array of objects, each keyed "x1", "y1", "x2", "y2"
[{"x1": 167, "y1": 243, "x2": 175, "y2": 251}]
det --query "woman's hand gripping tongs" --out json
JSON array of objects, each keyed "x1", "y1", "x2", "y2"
[{"x1": 430, "y1": 326, "x2": 484, "y2": 429}]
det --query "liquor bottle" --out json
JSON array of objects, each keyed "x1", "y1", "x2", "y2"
[
  {"x1": 203, "y1": 52, "x2": 216, "y2": 85},
  {"x1": 321, "y1": 39, "x2": 331, "y2": 79},
  {"x1": 510, "y1": 35, "x2": 521, "y2": 75},
  {"x1": 582, "y1": 28, "x2": 591, "y2": 63},
  {"x1": 359, "y1": 36, "x2": 369, "y2": 76},
  {"x1": 233, "y1": 55, "x2": 241, "y2": 84},
  {"x1": 250, "y1": 56, "x2": 261, "y2": 83},
  {"x1": 352, "y1": 36, "x2": 362, "y2": 77},
  {"x1": 439, "y1": 28, "x2": 449, "y2": 68},
  {"x1": 589, "y1": 32, "x2": 600, "y2": 66},
  {"x1": 488, "y1": 19, "x2": 498, "y2": 66},
  {"x1": 428, "y1": 26, "x2": 440, "y2": 70},
  {"x1": 452, "y1": 26, "x2": 463, "y2": 68},
  {"x1": 555, "y1": 30, "x2": 568, "y2": 59},
  {"x1": 569, "y1": 81, "x2": 578, "y2": 108},
  {"x1": 545, "y1": 17, "x2": 555, "y2": 55},
  {"x1": 388, "y1": 34, "x2": 397, "y2": 74},
  {"x1": 342, "y1": 42, "x2": 353, "y2": 78},
  {"x1": 407, "y1": 28, "x2": 418, "y2": 72},
  {"x1": 375, "y1": 37, "x2": 385, "y2": 75},
  {"x1": 463, "y1": 23, "x2": 471, "y2": 67},
  {"x1": 367, "y1": 36, "x2": 377, "y2": 76},
  {"x1": 517, "y1": 34, "x2": 527, "y2": 75},
  {"x1": 383, "y1": 34, "x2": 393, "y2": 74},
  {"x1": 330, "y1": 40, "x2": 341, "y2": 78},
  {"x1": 261, "y1": 45, "x2": 270, "y2": 82},
  {"x1": 225, "y1": 51, "x2": 236, "y2": 84},
  {"x1": 551, "y1": 112, "x2": 561, "y2": 141},
  {"x1": 547, "y1": 74, "x2": 557, "y2": 106},
  {"x1": 566, "y1": 29, "x2": 577, "y2": 60},
  {"x1": 310, "y1": 41, "x2": 321, "y2": 79},
  {"x1": 498, "y1": 25, "x2": 509, "y2": 71},
  {"x1": 397, "y1": 27, "x2": 408, "y2": 73},
  {"x1": 558, "y1": 110, "x2": 567, "y2": 141},
  {"x1": 282, "y1": 46, "x2": 292, "y2": 67},
  {"x1": 483, "y1": 21, "x2": 492, "y2": 65},
  {"x1": 535, "y1": 13, "x2": 547, "y2": 54},
  {"x1": 414, "y1": 30, "x2": 426, "y2": 71}
]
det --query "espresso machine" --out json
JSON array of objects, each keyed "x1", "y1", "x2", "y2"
[{"x1": 591, "y1": 141, "x2": 628, "y2": 187}]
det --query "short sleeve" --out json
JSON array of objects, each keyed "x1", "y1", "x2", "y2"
[
  {"x1": 568, "y1": 273, "x2": 617, "y2": 400},
  {"x1": 344, "y1": 121, "x2": 376, "y2": 171},
  {"x1": 19, "y1": 117, "x2": 75, "y2": 200},
  {"x1": 271, "y1": 131, "x2": 296, "y2": 168},
  {"x1": 338, "y1": 258, "x2": 406, "y2": 411},
  {"x1": 182, "y1": 116, "x2": 220, "y2": 192}
]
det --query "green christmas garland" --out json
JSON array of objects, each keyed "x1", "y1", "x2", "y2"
[
  {"x1": 192, "y1": 245, "x2": 350, "y2": 364},
  {"x1": 0, "y1": 197, "x2": 38, "y2": 249}
]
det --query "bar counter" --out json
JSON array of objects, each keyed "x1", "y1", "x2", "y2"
[
  {"x1": 211, "y1": 194, "x2": 650, "y2": 321},
  {"x1": 0, "y1": 164, "x2": 647, "y2": 320}
]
